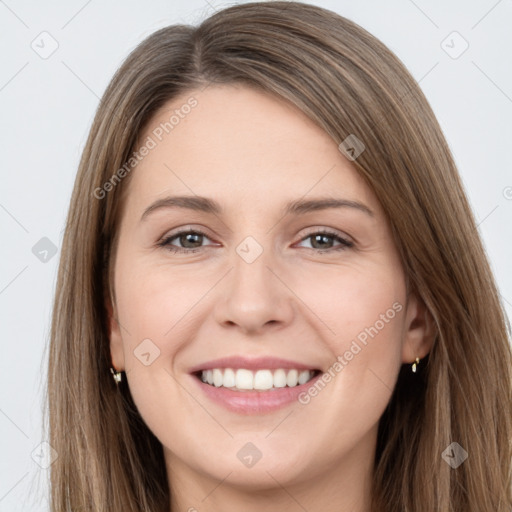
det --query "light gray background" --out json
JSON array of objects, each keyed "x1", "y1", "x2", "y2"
[{"x1": 1, "y1": 0, "x2": 511, "y2": 510}]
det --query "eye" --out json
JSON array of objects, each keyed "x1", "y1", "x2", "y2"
[
  {"x1": 295, "y1": 229, "x2": 354, "y2": 252},
  {"x1": 157, "y1": 228, "x2": 216, "y2": 254}
]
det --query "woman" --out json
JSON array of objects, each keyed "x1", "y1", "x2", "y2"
[{"x1": 46, "y1": 1, "x2": 512, "y2": 510}]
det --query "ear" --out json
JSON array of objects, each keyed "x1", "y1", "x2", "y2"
[
  {"x1": 401, "y1": 291, "x2": 436, "y2": 364},
  {"x1": 106, "y1": 295, "x2": 125, "y2": 371}
]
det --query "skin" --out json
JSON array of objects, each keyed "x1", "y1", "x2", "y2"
[{"x1": 108, "y1": 84, "x2": 435, "y2": 512}]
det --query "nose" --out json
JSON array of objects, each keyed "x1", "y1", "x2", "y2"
[{"x1": 213, "y1": 240, "x2": 295, "y2": 335}]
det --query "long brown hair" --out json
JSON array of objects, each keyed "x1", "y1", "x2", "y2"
[{"x1": 46, "y1": 2, "x2": 512, "y2": 510}]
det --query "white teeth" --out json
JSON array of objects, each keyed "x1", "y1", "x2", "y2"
[
  {"x1": 273, "y1": 369, "x2": 287, "y2": 388},
  {"x1": 200, "y1": 368, "x2": 317, "y2": 390},
  {"x1": 213, "y1": 368, "x2": 223, "y2": 387},
  {"x1": 236, "y1": 369, "x2": 253, "y2": 390},
  {"x1": 298, "y1": 370, "x2": 311, "y2": 385},
  {"x1": 223, "y1": 368, "x2": 236, "y2": 387},
  {"x1": 254, "y1": 370, "x2": 273, "y2": 390},
  {"x1": 286, "y1": 369, "x2": 298, "y2": 387}
]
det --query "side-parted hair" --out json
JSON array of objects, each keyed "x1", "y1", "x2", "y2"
[{"x1": 46, "y1": 2, "x2": 512, "y2": 510}]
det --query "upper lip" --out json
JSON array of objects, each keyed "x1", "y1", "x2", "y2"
[{"x1": 189, "y1": 356, "x2": 321, "y2": 373}]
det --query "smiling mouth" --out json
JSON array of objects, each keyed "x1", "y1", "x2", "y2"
[{"x1": 193, "y1": 368, "x2": 322, "y2": 392}]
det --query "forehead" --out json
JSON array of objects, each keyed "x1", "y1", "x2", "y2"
[{"x1": 125, "y1": 84, "x2": 380, "y2": 217}]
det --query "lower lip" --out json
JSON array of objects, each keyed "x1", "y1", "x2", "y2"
[{"x1": 190, "y1": 372, "x2": 322, "y2": 415}]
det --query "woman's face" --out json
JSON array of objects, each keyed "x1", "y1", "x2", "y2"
[{"x1": 108, "y1": 84, "x2": 431, "y2": 494}]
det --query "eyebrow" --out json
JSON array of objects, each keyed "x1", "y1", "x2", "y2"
[{"x1": 140, "y1": 195, "x2": 374, "y2": 221}]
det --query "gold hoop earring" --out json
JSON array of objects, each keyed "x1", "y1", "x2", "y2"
[
  {"x1": 110, "y1": 367, "x2": 122, "y2": 384},
  {"x1": 411, "y1": 357, "x2": 420, "y2": 373}
]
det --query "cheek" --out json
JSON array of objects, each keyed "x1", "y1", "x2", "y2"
[
  {"x1": 115, "y1": 260, "x2": 205, "y2": 344},
  {"x1": 114, "y1": 260, "x2": 219, "y2": 418},
  {"x1": 292, "y1": 261, "x2": 405, "y2": 351},
  {"x1": 295, "y1": 264, "x2": 405, "y2": 417},
  {"x1": 113, "y1": 267, "x2": 203, "y2": 437}
]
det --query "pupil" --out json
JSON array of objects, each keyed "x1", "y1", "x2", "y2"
[
  {"x1": 183, "y1": 233, "x2": 201, "y2": 248},
  {"x1": 313, "y1": 234, "x2": 330, "y2": 249}
]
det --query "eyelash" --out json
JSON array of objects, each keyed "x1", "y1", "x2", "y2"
[{"x1": 157, "y1": 228, "x2": 354, "y2": 254}]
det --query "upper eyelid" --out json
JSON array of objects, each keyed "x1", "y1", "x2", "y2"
[
  {"x1": 297, "y1": 226, "x2": 352, "y2": 241},
  {"x1": 162, "y1": 226, "x2": 215, "y2": 241}
]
